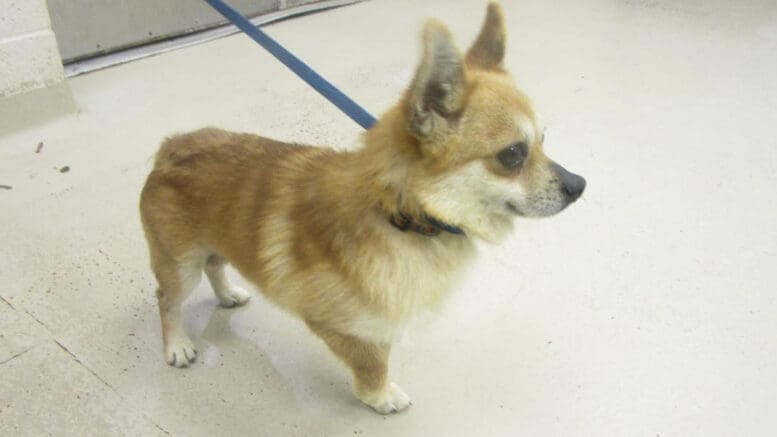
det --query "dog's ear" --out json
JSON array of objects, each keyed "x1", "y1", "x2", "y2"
[
  {"x1": 408, "y1": 20, "x2": 467, "y2": 140},
  {"x1": 465, "y1": 2, "x2": 506, "y2": 70}
]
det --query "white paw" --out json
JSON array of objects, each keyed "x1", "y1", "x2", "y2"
[
  {"x1": 359, "y1": 382, "x2": 412, "y2": 415},
  {"x1": 164, "y1": 336, "x2": 197, "y2": 368},
  {"x1": 218, "y1": 286, "x2": 251, "y2": 308}
]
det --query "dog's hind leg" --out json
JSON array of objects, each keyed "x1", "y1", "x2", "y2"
[
  {"x1": 308, "y1": 323, "x2": 411, "y2": 414},
  {"x1": 204, "y1": 254, "x2": 251, "y2": 307},
  {"x1": 153, "y1": 251, "x2": 203, "y2": 368}
]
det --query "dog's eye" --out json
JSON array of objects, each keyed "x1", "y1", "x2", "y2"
[{"x1": 497, "y1": 142, "x2": 527, "y2": 170}]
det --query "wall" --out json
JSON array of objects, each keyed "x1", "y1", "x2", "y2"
[
  {"x1": 0, "y1": 0, "x2": 65, "y2": 98},
  {"x1": 47, "y1": 0, "x2": 321, "y2": 63}
]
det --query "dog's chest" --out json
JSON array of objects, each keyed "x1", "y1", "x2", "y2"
[{"x1": 346, "y1": 235, "x2": 475, "y2": 339}]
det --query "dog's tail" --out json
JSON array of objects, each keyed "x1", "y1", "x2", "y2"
[{"x1": 152, "y1": 127, "x2": 230, "y2": 169}]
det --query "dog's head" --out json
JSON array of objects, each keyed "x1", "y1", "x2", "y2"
[{"x1": 375, "y1": 2, "x2": 586, "y2": 241}]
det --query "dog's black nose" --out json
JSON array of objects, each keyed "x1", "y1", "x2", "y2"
[
  {"x1": 551, "y1": 161, "x2": 586, "y2": 202},
  {"x1": 564, "y1": 174, "x2": 586, "y2": 201}
]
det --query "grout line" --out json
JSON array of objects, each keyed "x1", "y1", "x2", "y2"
[
  {"x1": 52, "y1": 335, "x2": 171, "y2": 434},
  {"x1": 0, "y1": 295, "x2": 15, "y2": 310},
  {"x1": 0, "y1": 345, "x2": 38, "y2": 365},
  {"x1": 152, "y1": 422, "x2": 171, "y2": 436},
  {"x1": 51, "y1": 339, "x2": 172, "y2": 434},
  {"x1": 23, "y1": 308, "x2": 50, "y2": 330},
  {"x1": 53, "y1": 339, "x2": 118, "y2": 393},
  {"x1": 11, "y1": 303, "x2": 172, "y2": 434}
]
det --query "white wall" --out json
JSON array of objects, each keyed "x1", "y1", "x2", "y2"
[
  {"x1": 47, "y1": 0, "x2": 282, "y2": 63},
  {"x1": 0, "y1": 0, "x2": 64, "y2": 98}
]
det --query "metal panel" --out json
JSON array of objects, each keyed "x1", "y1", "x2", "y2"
[{"x1": 47, "y1": 0, "x2": 321, "y2": 63}]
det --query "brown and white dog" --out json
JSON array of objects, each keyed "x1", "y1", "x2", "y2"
[{"x1": 140, "y1": 2, "x2": 585, "y2": 414}]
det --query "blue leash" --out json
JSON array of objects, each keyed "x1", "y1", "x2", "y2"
[{"x1": 204, "y1": 0, "x2": 377, "y2": 130}]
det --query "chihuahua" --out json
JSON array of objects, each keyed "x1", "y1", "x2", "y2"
[{"x1": 140, "y1": 2, "x2": 585, "y2": 414}]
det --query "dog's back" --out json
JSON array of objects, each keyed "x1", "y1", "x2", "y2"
[{"x1": 139, "y1": 128, "x2": 318, "y2": 292}]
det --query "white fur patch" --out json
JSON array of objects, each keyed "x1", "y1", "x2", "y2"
[
  {"x1": 418, "y1": 161, "x2": 519, "y2": 241},
  {"x1": 177, "y1": 250, "x2": 208, "y2": 293},
  {"x1": 358, "y1": 382, "x2": 411, "y2": 415},
  {"x1": 514, "y1": 114, "x2": 536, "y2": 147},
  {"x1": 164, "y1": 333, "x2": 197, "y2": 368}
]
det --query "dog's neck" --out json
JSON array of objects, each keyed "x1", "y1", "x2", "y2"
[{"x1": 343, "y1": 108, "x2": 465, "y2": 237}]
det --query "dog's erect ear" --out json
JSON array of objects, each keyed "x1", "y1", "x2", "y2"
[
  {"x1": 465, "y1": 2, "x2": 506, "y2": 70},
  {"x1": 408, "y1": 20, "x2": 467, "y2": 140}
]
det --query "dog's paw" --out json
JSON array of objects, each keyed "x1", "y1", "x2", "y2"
[
  {"x1": 164, "y1": 336, "x2": 197, "y2": 368},
  {"x1": 358, "y1": 382, "x2": 412, "y2": 415},
  {"x1": 217, "y1": 286, "x2": 251, "y2": 308}
]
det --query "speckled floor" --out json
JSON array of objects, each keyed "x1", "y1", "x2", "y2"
[{"x1": 2, "y1": 0, "x2": 777, "y2": 435}]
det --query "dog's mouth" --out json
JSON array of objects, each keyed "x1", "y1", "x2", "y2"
[{"x1": 505, "y1": 201, "x2": 522, "y2": 216}]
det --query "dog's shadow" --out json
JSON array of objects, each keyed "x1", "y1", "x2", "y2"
[{"x1": 187, "y1": 293, "x2": 357, "y2": 415}]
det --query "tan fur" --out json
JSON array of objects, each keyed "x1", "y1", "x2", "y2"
[{"x1": 139, "y1": 2, "x2": 584, "y2": 414}]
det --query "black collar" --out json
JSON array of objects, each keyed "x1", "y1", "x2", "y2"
[{"x1": 389, "y1": 211, "x2": 465, "y2": 237}]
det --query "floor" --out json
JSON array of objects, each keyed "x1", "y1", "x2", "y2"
[{"x1": 2, "y1": 0, "x2": 776, "y2": 435}]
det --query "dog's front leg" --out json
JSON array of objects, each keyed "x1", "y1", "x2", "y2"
[{"x1": 307, "y1": 322, "x2": 411, "y2": 414}]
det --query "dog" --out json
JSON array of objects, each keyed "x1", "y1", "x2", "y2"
[{"x1": 139, "y1": 2, "x2": 585, "y2": 414}]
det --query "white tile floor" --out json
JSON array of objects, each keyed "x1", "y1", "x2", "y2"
[{"x1": 2, "y1": 0, "x2": 777, "y2": 435}]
